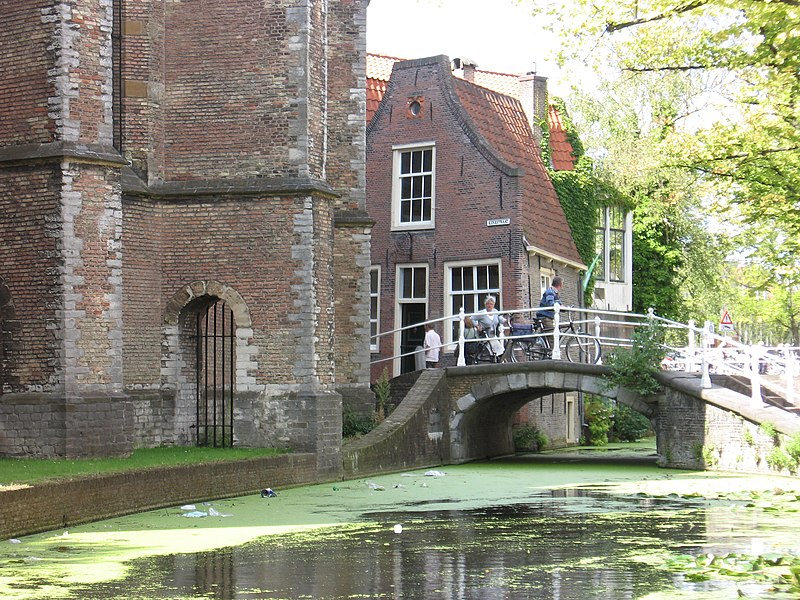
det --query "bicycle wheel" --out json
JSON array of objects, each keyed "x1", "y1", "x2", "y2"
[
  {"x1": 508, "y1": 340, "x2": 525, "y2": 363},
  {"x1": 564, "y1": 334, "x2": 602, "y2": 364},
  {"x1": 473, "y1": 341, "x2": 497, "y2": 364}
]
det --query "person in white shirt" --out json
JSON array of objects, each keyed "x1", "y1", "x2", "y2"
[{"x1": 423, "y1": 323, "x2": 441, "y2": 368}]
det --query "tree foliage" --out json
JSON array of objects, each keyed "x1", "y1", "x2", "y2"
[{"x1": 523, "y1": 0, "x2": 799, "y2": 327}]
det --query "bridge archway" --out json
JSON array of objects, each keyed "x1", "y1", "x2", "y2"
[{"x1": 449, "y1": 367, "x2": 654, "y2": 463}]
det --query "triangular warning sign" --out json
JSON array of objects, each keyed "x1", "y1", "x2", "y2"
[{"x1": 720, "y1": 310, "x2": 733, "y2": 326}]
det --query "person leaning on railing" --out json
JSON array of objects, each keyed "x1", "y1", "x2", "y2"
[
  {"x1": 474, "y1": 295, "x2": 506, "y2": 356},
  {"x1": 536, "y1": 276, "x2": 563, "y2": 331}
]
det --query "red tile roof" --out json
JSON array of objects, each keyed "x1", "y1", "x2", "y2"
[
  {"x1": 366, "y1": 54, "x2": 577, "y2": 170},
  {"x1": 453, "y1": 78, "x2": 583, "y2": 266},
  {"x1": 548, "y1": 105, "x2": 577, "y2": 171},
  {"x1": 366, "y1": 54, "x2": 401, "y2": 123}
]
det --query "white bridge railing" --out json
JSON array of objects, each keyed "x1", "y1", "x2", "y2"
[{"x1": 370, "y1": 305, "x2": 799, "y2": 407}]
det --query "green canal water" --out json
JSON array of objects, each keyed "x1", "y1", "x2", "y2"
[{"x1": 2, "y1": 443, "x2": 800, "y2": 599}]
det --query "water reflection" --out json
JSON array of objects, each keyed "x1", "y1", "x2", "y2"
[{"x1": 66, "y1": 490, "x2": 792, "y2": 599}]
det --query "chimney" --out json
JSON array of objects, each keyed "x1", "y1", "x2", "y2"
[
  {"x1": 518, "y1": 71, "x2": 548, "y2": 145},
  {"x1": 452, "y1": 57, "x2": 478, "y2": 82}
]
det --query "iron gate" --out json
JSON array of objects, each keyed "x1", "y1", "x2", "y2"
[{"x1": 195, "y1": 299, "x2": 235, "y2": 447}]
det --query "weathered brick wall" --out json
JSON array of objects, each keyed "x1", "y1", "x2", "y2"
[
  {"x1": 516, "y1": 392, "x2": 576, "y2": 448},
  {"x1": 0, "y1": 2, "x2": 55, "y2": 144},
  {"x1": 152, "y1": 193, "x2": 334, "y2": 386},
  {"x1": 120, "y1": 195, "x2": 162, "y2": 387},
  {"x1": 159, "y1": 1, "x2": 323, "y2": 180},
  {"x1": 1, "y1": 0, "x2": 371, "y2": 464},
  {"x1": 0, "y1": 166, "x2": 62, "y2": 392},
  {"x1": 61, "y1": 163, "x2": 124, "y2": 396},
  {"x1": 0, "y1": 453, "x2": 319, "y2": 540},
  {"x1": 343, "y1": 370, "x2": 449, "y2": 478},
  {"x1": 0, "y1": 393, "x2": 65, "y2": 457},
  {"x1": 656, "y1": 388, "x2": 798, "y2": 474}
]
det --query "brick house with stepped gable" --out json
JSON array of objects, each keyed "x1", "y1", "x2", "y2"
[
  {"x1": 0, "y1": 0, "x2": 372, "y2": 474},
  {"x1": 445, "y1": 57, "x2": 634, "y2": 313},
  {"x1": 366, "y1": 54, "x2": 585, "y2": 371},
  {"x1": 366, "y1": 54, "x2": 591, "y2": 447}
]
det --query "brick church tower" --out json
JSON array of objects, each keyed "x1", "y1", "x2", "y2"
[{"x1": 0, "y1": 0, "x2": 371, "y2": 476}]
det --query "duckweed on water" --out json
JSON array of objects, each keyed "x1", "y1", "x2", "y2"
[{"x1": 3, "y1": 453, "x2": 800, "y2": 599}]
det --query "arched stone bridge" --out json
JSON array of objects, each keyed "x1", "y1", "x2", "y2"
[{"x1": 343, "y1": 361, "x2": 800, "y2": 479}]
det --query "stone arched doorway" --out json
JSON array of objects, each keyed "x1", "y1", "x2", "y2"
[{"x1": 163, "y1": 281, "x2": 253, "y2": 447}]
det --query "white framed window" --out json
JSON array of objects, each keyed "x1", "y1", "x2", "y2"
[
  {"x1": 369, "y1": 266, "x2": 380, "y2": 352},
  {"x1": 540, "y1": 268, "x2": 555, "y2": 298},
  {"x1": 445, "y1": 260, "x2": 502, "y2": 343},
  {"x1": 595, "y1": 207, "x2": 627, "y2": 283},
  {"x1": 398, "y1": 264, "x2": 428, "y2": 303},
  {"x1": 392, "y1": 143, "x2": 435, "y2": 230},
  {"x1": 394, "y1": 264, "x2": 429, "y2": 374}
]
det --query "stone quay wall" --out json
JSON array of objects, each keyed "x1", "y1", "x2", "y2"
[{"x1": 0, "y1": 453, "x2": 318, "y2": 540}]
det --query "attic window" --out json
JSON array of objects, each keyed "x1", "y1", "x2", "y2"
[{"x1": 407, "y1": 96, "x2": 424, "y2": 118}]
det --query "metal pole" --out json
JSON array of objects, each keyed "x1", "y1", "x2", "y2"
[
  {"x1": 785, "y1": 346, "x2": 795, "y2": 405},
  {"x1": 750, "y1": 345, "x2": 763, "y2": 406},
  {"x1": 456, "y1": 307, "x2": 466, "y2": 366},
  {"x1": 700, "y1": 320, "x2": 711, "y2": 389},
  {"x1": 594, "y1": 315, "x2": 602, "y2": 365},
  {"x1": 687, "y1": 319, "x2": 696, "y2": 373},
  {"x1": 551, "y1": 302, "x2": 562, "y2": 360}
]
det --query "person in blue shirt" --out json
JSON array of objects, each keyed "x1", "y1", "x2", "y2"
[{"x1": 537, "y1": 276, "x2": 563, "y2": 331}]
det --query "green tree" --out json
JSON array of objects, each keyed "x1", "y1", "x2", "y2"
[{"x1": 524, "y1": 0, "x2": 797, "y2": 323}]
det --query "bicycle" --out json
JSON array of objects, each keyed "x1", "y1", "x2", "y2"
[
  {"x1": 466, "y1": 326, "x2": 505, "y2": 364},
  {"x1": 505, "y1": 313, "x2": 602, "y2": 364}
]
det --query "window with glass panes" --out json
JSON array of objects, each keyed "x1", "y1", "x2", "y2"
[
  {"x1": 399, "y1": 266, "x2": 427, "y2": 301},
  {"x1": 369, "y1": 266, "x2": 380, "y2": 351},
  {"x1": 396, "y1": 147, "x2": 433, "y2": 226},
  {"x1": 594, "y1": 210, "x2": 606, "y2": 280},
  {"x1": 448, "y1": 262, "x2": 501, "y2": 341},
  {"x1": 608, "y1": 207, "x2": 625, "y2": 282}
]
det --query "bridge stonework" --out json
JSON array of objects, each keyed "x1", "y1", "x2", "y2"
[{"x1": 344, "y1": 364, "x2": 800, "y2": 479}]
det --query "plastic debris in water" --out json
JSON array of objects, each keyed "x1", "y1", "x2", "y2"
[
  {"x1": 393, "y1": 524, "x2": 403, "y2": 534},
  {"x1": 182, "y1": 511, "x2": 208, "y2": 518},
  {"x1": 9, "y1": 539, "x2": 21, "y2": 544},
  {"x1": 367, "y1": 481, "x2": 385, "y2": 491},
  {"x1": 260, "y1": 488, "x2": 277, "y2": 498},
  {"x1": 181, "y1": 505, "x2": 196, "y2": 511},
  {"x1": 207, "y1": 507, "x2": 231, "y2": 517},
  {"x1": 424, "y1": 470, "x2": 446, "y2": 477}
]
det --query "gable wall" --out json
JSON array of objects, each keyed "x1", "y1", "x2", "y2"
[{"x1": 367, "y1": 57, "x2": 530, "y2": 375}]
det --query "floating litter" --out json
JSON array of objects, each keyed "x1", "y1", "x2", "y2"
[
  {"x1": 424, "y1": 470, "x2": 445, "y2": 477},
  {"x1": 393, "y1": 524, "x2": 403, "y2": 534},
  {"x1": 367, "y1": 481, "x2": 385, "y2": 491},
  {"x1": 182, "y1": 511, "x2": 207, "y2": 518},
  {"x1": 9, "y1": 539, "x2": 21, "y2": 544},
  {"x1": 181, "y1": 505, "x2": 196, "y2": 511},
  {"x1": 260, "y1": 488, "x2": 277, "y2": 498}
]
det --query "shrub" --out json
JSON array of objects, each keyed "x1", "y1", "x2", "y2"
[
  {"x1": 766, "y1": 447, "x2": 795, "y2": 473},
  {"x1": 373, "y1": 367, "x2": 391, "y2": 419},
  {"x1": 342, "y1": 405, "x2": 374, "y2": 439},
  {"x1": 602, "y1": 322, "x2": 666, "y2": 396},
  {"x1": 785, "y1": 432, "x2": 800, "y2": 463},
  {"x1": 513, "y1": 426, "x2": 548, "y2": 452},
  {"x1": 585, "y1": 395, "x2": 614, "y2": 445},
  {"x1": 612, "y1": 403, "x2": 651, "y2": 442}
]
